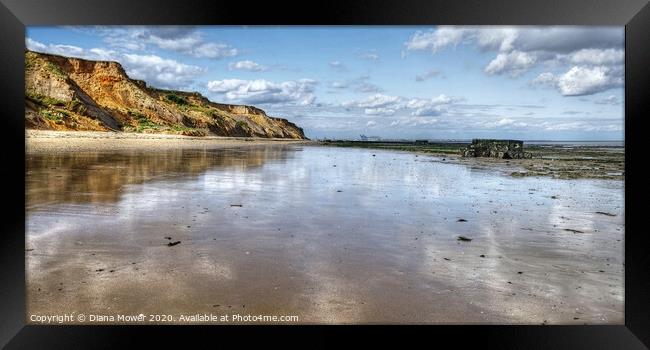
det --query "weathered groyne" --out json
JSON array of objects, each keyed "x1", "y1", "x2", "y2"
[{"x1": 460, "y1": 139, "x2": 532, "y2": 159}]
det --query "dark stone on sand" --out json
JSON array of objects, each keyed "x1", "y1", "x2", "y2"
[
  {"x1": 564, "y1": 228, "x2": 584, "y2": 234},
  {"x1": 517, "y1": 271, "x2": 523, "y2": 274},
  {"x1": 95, "y1": 268, "x2": 104, "y2": 272},
  {"x1": 168, "y1": 241, "x2": 181, "y2": 247},
  {"x1": 457, "y1": 219, "x2": 467, "y2": 222},
  {"x1": 230, "y1": 204, "x2": 243, "y2": 207},
  {"x1": 443, "y1": 257, "x2": 451, "y2": 261},
  {"x1": 164, "y1": 236, "x2": 172, "y2": 240},
  {"x1": 595, "y1": 211, "x2": 616, "y2": 217},
  {"x1": 457, "y1": 236, "x2": 472, "y2": 242},
  {"x1": 480, "y1": 254, "x2": 486, "y2": 258}
]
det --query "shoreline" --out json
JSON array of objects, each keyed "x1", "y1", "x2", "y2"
[
  {"x1": 26, "y1": 130, "x2": 312, "y2": 152},
  {"x1": 26, "y1": 130, "x2": 624, "y2": 180}
]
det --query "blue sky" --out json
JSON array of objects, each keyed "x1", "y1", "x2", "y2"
[{"x1": 26, "y1": 26, "x2": 624, "y2": 140}]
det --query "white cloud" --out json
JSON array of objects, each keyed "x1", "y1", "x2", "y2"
[
  {"x1": 228, "y1": 60, "x2": 268, "y2": 72},
  {"x1": 405, "y1": 27, "x2": 623, "y2": 56},
  {"x1": 51, "y1": 45, "x2": 85, "y2": 56},
  {"x1": 147, "y1": 32, "x2": 202, "y2": 51},
  {"x1": 147, "y1": 32, "x2": 238, "y2": 58},
  {"x1": 533, "y1": 66, "x2": 623, "y2": 96},
  {"x1": 406, "y1": 94, "x2": 459, "y2": 116},
  {"x1": 92, "y1": 26, "x2": 238, "y2": 59},
  {"x1": 342, "y1": 93, "x2": 461, "y2": 117},
  {"x1": 566, "y1": 48, "x2": 624, "y2": 66},
  {"x1": 497, "y1": 118, "x2": 515, "y2": 125},
  {"x1": 88, "y1": 48, "x2": 120, "y2": 61},
  {"x1": 531, "y1": 72, "x2": 558, "y2": 87},
  {"x1": 207, "y1": 78, "x2": 318, "y2": 105},
  {"x1": 514, "y1": 27, "x2": 623, "y2": 53},
  {"x1": 366, "y1": 120, "x2": 377, "y2": 127},
  {"x1": 474, "y1": 27, "x2": 519, "y2": 52},
  {"x1": 537, "y1": 121, "x2": 622, "y2": 132},
  {"x1": 557, "y1": 66, "x2": 622, "y2": 96},
  {"x1": 404, "y1": 26, "x2": 624, "y2": 92},
  {"x1": 104, "y1": 36, "x2": 146, "y2": 51},
  {"x1": 364, "y1": 108, "x2": 396, "y2": 116},
  {"x1": 344, "y1": 94, "x2": 401, "y2": 109},
  {"x1": 484, "y1": 50, "x2": 536, "y2": 77},
  {"x1": 190, "y1": 42, "x2": 238, "y2": 59},
  {"x1": 26, "y1": 38, "x2": 47, "y2": 51},
  {"x1": 389, "y1": 117, "x2": 438, "y2": 127},
  {"x1": 404, "y1": 27, "x2": 521, "y2": 54},
  {"x1": 122, "y1": 54, "x2": 205, "y2": 89},
  {"x1": 404, "y1": 27, "x2": 468, "y2": 53},
  {"x1": 27, "y1": 38, "x2": 85, "y2": 57},
  {"x1": 476, "y1": 117, "x2": 529, "y2": 129}
]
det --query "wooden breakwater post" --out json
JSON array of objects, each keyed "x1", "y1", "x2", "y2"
[{"x1": 460, "y1": 139, "x2": 532, "y2": 159}]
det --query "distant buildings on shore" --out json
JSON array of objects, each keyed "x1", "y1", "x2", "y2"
[{"x1": 359, "y1": 134, "x2": 382, "y2": 142}]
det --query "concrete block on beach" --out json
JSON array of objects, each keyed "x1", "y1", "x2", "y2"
[{"x1": 460, "y1": 139, "x2": 532, "y2": 159}]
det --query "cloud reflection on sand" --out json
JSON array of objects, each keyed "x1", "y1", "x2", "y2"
[{"x1": 26, "y1": 145, "x2": 623, "y2": 324}]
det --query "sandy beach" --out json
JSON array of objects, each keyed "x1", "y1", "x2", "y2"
[
  {"x1": 25, "y1": 131, "x2": 624, "y2": 324},
  {"x1": 26, "y1": 130, "x2": 311, "y2": 153}
]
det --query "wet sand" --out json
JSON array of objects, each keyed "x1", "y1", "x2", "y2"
[
  {"x1": 26, "y1": 136, "x2": 624, "y2": 324},
  {"x1": 325, "y1": 140, "x2": 625, "y2": 180}
]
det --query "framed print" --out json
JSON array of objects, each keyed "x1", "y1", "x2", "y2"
[{"x1": 0, "y1": 0, "x2": 649, "y2": 348}]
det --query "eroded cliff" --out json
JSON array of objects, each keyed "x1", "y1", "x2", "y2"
[{"x1": 25, "y1": 51, "x2": 306, "y2": 139}]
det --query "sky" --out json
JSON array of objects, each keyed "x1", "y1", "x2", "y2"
[{"x1": 26, "y1": 26, "x2": 625, "y2": 140}]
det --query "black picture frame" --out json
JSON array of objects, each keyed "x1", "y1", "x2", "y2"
[{"x1": 1, "y1": 0, "x2": 648, "y2": 348}]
